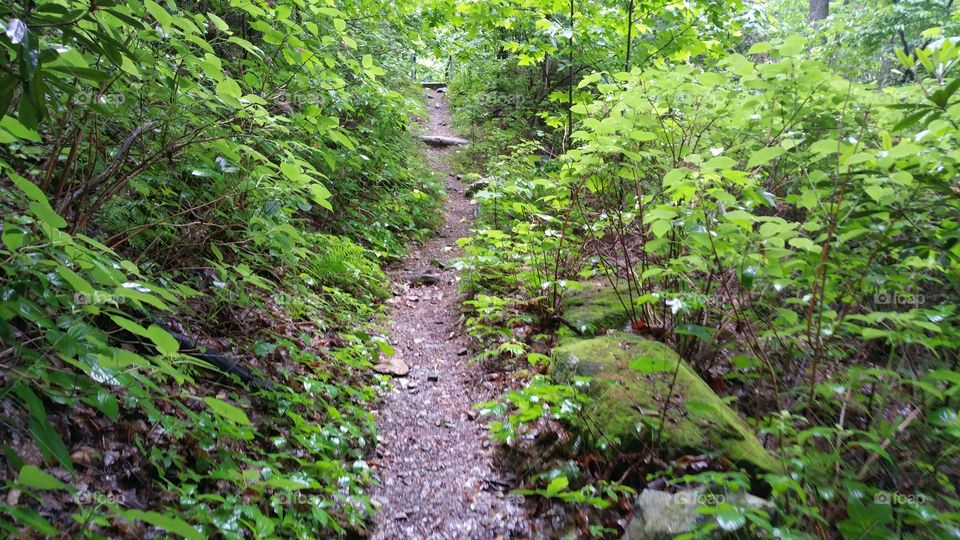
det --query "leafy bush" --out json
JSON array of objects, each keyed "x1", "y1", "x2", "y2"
[{"x1": 451, "y1": 30, "x2": 960, "y2": 539}]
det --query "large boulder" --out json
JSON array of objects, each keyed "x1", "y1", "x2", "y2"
[{"x1": 550, "y1": 332, "x2": 778, "y2": 472}]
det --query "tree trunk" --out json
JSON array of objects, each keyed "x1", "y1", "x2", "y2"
[{"x1": 809, "y1": 0, "x2": 828, "y2": 21}]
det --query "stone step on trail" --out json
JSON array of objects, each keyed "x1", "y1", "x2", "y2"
[{"x1": 417, "y1": 134, "x2": 469, "y2": 147}]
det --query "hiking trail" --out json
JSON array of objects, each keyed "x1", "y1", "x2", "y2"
[{"x1": 369, "y1": 89, "x2": 531, "y2": 539}]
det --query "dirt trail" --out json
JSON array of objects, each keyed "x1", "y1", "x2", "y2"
[{"x1": 369, "y1": 91, "x2": 531, "y2": 539}]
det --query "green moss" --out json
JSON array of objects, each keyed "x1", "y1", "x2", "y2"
[
  {"x1": 562, "y1": 280, "x2": 637, "y2": 335},
  {"x1": 550, "y1": 332, "x2": 779, "y2": 472}
]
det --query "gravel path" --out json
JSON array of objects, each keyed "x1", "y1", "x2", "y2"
[{"x1": 369, "y1": 90, "x2": 532, "y2": 539}]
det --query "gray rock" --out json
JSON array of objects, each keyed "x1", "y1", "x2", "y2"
[
  {"x1": 417, "y1": 135, "x2": 470, "y2": 147},
  {"x1": 373, "y1": 358, "x2": 410, "y2": 377},
  {"x1": 408, "y1": 273, "x2": 440, "y2": 286},
  {"x1": 622, "y1": 487, "x2": 774, "y2": 540},
  {"x1": 465, "y1": 180, "x2": 489, "y2": 197}
]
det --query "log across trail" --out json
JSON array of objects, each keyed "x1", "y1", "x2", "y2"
[{"x1": 369, "y1": 90, "x2": 531, "y2": 539}]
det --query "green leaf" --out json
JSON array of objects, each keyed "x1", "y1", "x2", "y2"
[
  {"x1": 110, "y1": 315, "x2": 150, "y2": 338},
  {"x1": 144, "y1": 0, "x2": 173, "y2": 27},
  {"x1": 747, "y1": 146, "x2": 784, "y2": 168},
  {"x1": 8, "y1": 173, "x2": 48, "y2": 205},
  {"x1": 123, "y1": 510, "x2": 204, "y2": 540},
  {"x1": 216, "y1": 78, "x2": 243, "y2": 107},
  {"x1": 545, "y1": 475, "x2": 569, "y2": 496},
  {"x1": 675, "y1": 324, "x2": 714, "y2": 343},
  {"x1": 747, "y1": 42, "x2": 771, "y2": 55},
  {"x1": 280, "y1": 161, "x2": 307, "y2": 182},
  {"x1": 0, "y1": 115, "x2": 42, "y2": 141},
  {"x1": 207, "y1": 12, "x2": 230, "y2": 32},
  {"x1": 362, "y1": 54, "x2": 373, "y2": 69},
  {"x1": 702, "y1": 156, "x2": 736, "y2": 171},
  {"x1": 6, "y1": 507, "x2": 57, "y2": 536},
  {"x1": 809, "y1": 139, "x2": 840, "y2": 154},
  {"x1": 146, "y1": 324, "x2": 179, "y2": 355},
  {"x1": 29, "y1": 416, "x2": 72, "y2": 471},
  {"x1": 779, "y1": 35, "x2": 805, "y2": 57},
  {"x1": 628, "y1": 356, "x2": 674, "y2": 373},
  {"x1": 203, "y1": 397, "x2": 252, "y2": 425},
  {"x1": 28, "y1": 202, "x2": 67, "y2": 229},
  {"x1": 18, "y1": 465, "x2": 69, "y2": 490},
  {"x1": 893, "y1": 108, "x2": 930, "y2": 131},
  {"x1": 56, "y1": 265, "x2": 94, "y2": 295},
  {"x1": 788, "y1": 237, "x2": 822, "y2": 253}
]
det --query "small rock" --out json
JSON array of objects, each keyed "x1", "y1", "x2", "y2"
[
  {"x1": 622, "y1": 488, "x2": 774, "y2": 540},
  {"x1": 427, "y1": 371, "x2": 439, "y2": 382},
  {"x1": 457, "y1": 348, "x2": 468, "y2": 356},
  {"x1": 408, "y1": 273, "x2": 440, "y2": 286},
  {"x1": 373, "y1": 359, "x2": 410, "y2": 377},
  {"x1": 466, "y1": 180, "x2": 489, "y2": 197},
  {"x1": 418, "y1": 135, "x2": 469, "y2": 146}
]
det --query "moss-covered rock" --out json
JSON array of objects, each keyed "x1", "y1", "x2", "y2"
[
  {"x1": 550, "y1": 332, "x2": 779, "y2": 472},
  {"x1": 562, "y1": 280, "x2": 636, "y2": 335}
]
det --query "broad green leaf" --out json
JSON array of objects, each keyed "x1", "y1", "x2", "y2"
[
  {"x1": 144, "y1": 0, "x2": 173, "y2": 27},
  {"x1": 545, "y1": 475, "x2": 569, "y2": 496},
  {"x1": 0, "y1": 115, "x2": 42, "y2": 141},
  {"x1": 216, "y1": 78, "x2": 243, "y2": 107},
  {"x1": 747, "y1": 42, "x2": 771, "y2": 55},
  {"x1": 18, "y1": 465, "x2": 69, "y2": 490},
  {"x1": 146, "y1": 324, "x2": 179, "y2": 355},
  {"x1": 29, "y1": 202, "x2": 67, "y2": 229},
  {"x1": 123, "y1": 510, "x2": 204, "y2": 540},
  {"x1": 747, "y1": 146, "x2": 785, "y2": 168},
  {"x1": 809, "y1": 139, "x2": 840, "y2": 154},
  {"x1": 203, "y1": 397, "x2": 252, "y2": 425},
  {"x1": 628, "y1": 356, "x2": 674, "y2": 373},
  {"x1": 779, "y1": 35, "x2": 805, "y2": 57}
]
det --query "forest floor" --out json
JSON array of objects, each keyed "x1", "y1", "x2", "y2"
[{"x1": 369, "y1": 90, "x2": 532, "y2": 539}]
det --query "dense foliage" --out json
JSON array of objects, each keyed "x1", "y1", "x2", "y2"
[
  {"x1": 1, "y1": 0, "x2": 439, "y2": 537},
  {"x1": 3, "y1": 0, "x2": 960, "y2": 537},
  {"x1": 445, "y1": 0, "x2": 960, "y2": 538}
]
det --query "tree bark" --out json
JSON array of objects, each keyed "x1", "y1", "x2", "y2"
[{"x1": 809, "y1": 0, "x2": 828, "y2": 21}]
